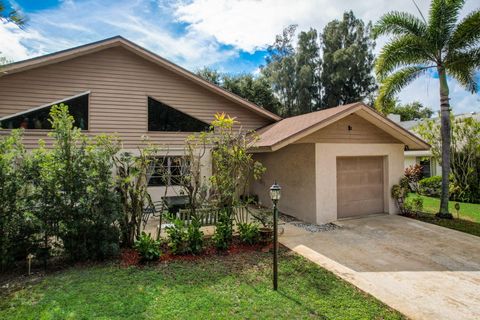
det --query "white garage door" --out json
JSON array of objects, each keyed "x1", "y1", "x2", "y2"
[{"x1": 336, "y1": 156, "x2": 384, "y2": 218}]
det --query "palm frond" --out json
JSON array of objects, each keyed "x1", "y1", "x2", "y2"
[
  {"x1": 448, "y1": 9, "x2": 480, "y2": 51},
  {"x1": 448, "y1": 67, "x2": 478, "y2": 93},
  {"x1": 373, "y1": 11, "x2": 427, "y2": 38},
  {"x1": 375, "y1": 66, "x2": 428, "y2": 110},
  {"x1": 375, "y1": 35, "x2": 434, "y2": 80},
  {"x1": 446, "y1": 48, "x2": 480, "y2": 93},
  {"x1": 427, "y1": 0, "x2": 465, "y2": 50}
]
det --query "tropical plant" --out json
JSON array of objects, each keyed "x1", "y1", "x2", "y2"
[
  {"x1": 373, "y1": 0, "x2": 480, "y2": 218},
  {"x1": 213, "y1": 210, "x2": 233, "y2": 250},
  {"x1": 186, "y1": 217, "x2": 204, "y2": 254},
  {"x1": 237, "y1": 222, "x2": 260, "y2": 245},
  {"x1": 403, "y1": 196, "x2": 424, "y2": 216},
  {"x1": 404, "y1": 164, "x2": 424, "y2": 192},
  {"x1": 165, "y1": 216, "x2": 188, "y2": 255},
  {"x1": 113, "y1": 145, "x2": 159, "y2": 248},
  {"x1": 134, "y1": 232, "x2": 161, "y2": 262},
  {"x1": 416, "y1": 115, "x2": 480, "y2": 202}
]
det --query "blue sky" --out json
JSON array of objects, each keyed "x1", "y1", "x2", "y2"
[{"x1": 1, "y1": 0, "x2": 479, "y2": 114}]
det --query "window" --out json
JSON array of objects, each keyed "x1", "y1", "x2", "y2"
[
  {"x1": 418, "y1": 158, "x2": 431, "y2": 178},
  {"x1": 0, "y1": 93, "x2": 89, "y2": 130},
  {"x1": 148, "y1": 156, "x2": 188, "y2": 186},
  {"x1": 148, "y1": 97, "x2": 209, "y2": 132}
]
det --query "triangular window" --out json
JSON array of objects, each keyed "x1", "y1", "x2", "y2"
[
  {"x1": 148, "y1": 97, "x2": 210, "y2": 132},
  {"x1": 0, "y1": 93, "x2": 89, "y2": 130}
]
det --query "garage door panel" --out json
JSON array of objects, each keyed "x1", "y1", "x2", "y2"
[{"x1": 337, "y1": 157, "x2": 384, "y2": 218}]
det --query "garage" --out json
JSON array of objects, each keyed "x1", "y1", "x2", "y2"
[
  {"x1": 250, "y1": 102, "x2": 430, "y2": 225},
  {"x1": 336, "y1": 156, "x2": 384, "y2": 218}
]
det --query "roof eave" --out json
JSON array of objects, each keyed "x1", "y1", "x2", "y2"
[{"x1": 0, "y1": 36, "x2": 282, "y2": 123}]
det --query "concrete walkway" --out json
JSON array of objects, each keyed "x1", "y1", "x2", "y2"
[{"x1": 280, "y1": 215, "x2": 480, "y2": 320}]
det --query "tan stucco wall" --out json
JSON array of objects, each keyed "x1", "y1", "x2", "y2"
[
  {"x1": 315, "y1": 143, "x2": 405, "y2": 224},
  {"x1": 251, "y1": 143, "x2": 317, "y2": 223}
]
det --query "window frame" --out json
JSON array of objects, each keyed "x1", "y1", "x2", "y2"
[
  {"x1": 148, "y1": 156, "x2": 188, "y2": 187},
  {"x1": 0, "y1": 91, "x2": 91, "y2": 131},
  {"x1": 147, "y1": 96, "x2": 210, "y2": 133}
]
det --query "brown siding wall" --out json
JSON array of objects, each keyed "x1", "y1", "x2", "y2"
[
  {"x1": 0, "y1": 47, "x2": 272, "y2": 149},
  {"x1": 296, "y1": 114, "x2": 401, "y2": 144}
]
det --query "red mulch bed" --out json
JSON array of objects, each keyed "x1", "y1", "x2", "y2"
[{"x1": 120, "y1": 238, "x2": 271, "y2": 267}]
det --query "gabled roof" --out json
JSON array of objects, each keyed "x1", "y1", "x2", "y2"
[
  {"x1": 0, "y1": 36, "x2": 281, "y2": 122},
  {"x1": 252, "y1": 102, "x2": 430, "y2": 152}
]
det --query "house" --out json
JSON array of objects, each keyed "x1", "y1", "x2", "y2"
[
  {"x1": 0, "y1": 36, "x2": 429, "y2": 224},
  {"x1": 388, "y1": 112, "x2": 479, "y2": 178}
]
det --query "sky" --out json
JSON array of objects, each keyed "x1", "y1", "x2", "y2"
[{"x1": 1, "y1": 0, "x2": 479, "y2": 114}]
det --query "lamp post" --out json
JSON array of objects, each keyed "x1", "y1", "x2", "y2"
[{"x1": 269, "y1": 181, "x2": 281, "y2": 291}]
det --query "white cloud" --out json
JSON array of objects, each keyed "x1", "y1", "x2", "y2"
[
  {"x1": 0, "y1": 0, "x2": 237, "y2": 69},
  {"x1": 174, "y1": 0, "x2": 478, "y2": 53}
]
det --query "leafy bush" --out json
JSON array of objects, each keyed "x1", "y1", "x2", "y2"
[
  {"x1": 134, "y1": 232, "x2": 161, "y2": 262},
  {"x1": 237, "y1": 222, "x2": 260, "y2": 245},
  {"x1": 166, "y1": 217, "x2": 188, "y2": 255},
  {"x1": 0, "y1": 130, "x2": 39, "y2": 270},
  {"x1": 32, "y1": 105, "x2": 122, "y2": 261},
  {"x1": 187, "y1": 217, "x2": 204, "y2": 254},
  {"x1": 213, "y1": 210, "x2": 233, "y2": 250},
  {"x1": 403, "y1": 196, "x2": 423, "y2": 216},
  {"x1": 419, "y1": 176, "x2": 442, "y2": 197},
  {"x1": 404, "y1": 164, "x2": 423, "y2": 192}
]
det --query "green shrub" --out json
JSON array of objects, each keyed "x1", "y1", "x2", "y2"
[
  {"x1": 166, "y1": 217, "x2": 188, "y2": 255},
  {"x1": 419, "y1": 176, "x2": 442, "y2": 197},
  {"x1": 134, "y1": 232, "x2": 161, "y2": 262},
  {"x1": 403, "y1": 196, "x2": 423, "y2": 215},
  {"x1": 31, "y1": 105, "x2": 122, "y2": 261},
  {"x1": 186, "y1": 217, "x2": 204, "y2": 254},
  {"x1": 213, "y1": 210, "x2": 233, "y2": 250},
  {"x1": 0, "y1": 130, "x2": 40, "y2": 271},
  {"x1": 237, "y1": 222, "x2": 260, "y2": 245}
]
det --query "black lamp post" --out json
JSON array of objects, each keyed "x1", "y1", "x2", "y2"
[{"x1": 269, "y1": 181, "x2": 281, "y2": 291}]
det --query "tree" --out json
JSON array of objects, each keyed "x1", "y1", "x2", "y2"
[
  {"x1": 261, "y1": 25, "x2": 298, "y2": 117},
  {"x1": 0, "y1": 1, "x2": 25, "y2": 26},
  {"x1": 113, "y1": 145, "x2": 159, "y2": 248},
  {"x1": 295, "y1": 28, "x2": 321, "y2": 113},
  {"x1": 196, "y1": 69, "x2": 280, "y2": 114},
  {"x1": 373, "y1": 0, "x2": 479, "y2": 218},
  {"x1": 389, "y1": 101, "x2": 434, "y2": 121},
  {"x1": 196, "y1": 67, "x2": 222, "y2": 85},
  {"x1": 416, "y1": 115, "x2": 480, "y2": 203},
  {"x1": 222, "y1": 74, "x2": 280, "y2": 113},
  {"x1": 320, "y1": 11, "x2": 376, "y2": 109}
]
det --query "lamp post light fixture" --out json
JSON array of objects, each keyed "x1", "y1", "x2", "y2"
[{"x1": 269, "y1": 181, "x2": 281, "y2": 291}]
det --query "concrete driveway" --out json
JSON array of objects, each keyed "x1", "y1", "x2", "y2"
[{"x1": 280, "y1": 215, "x2": 480, "y2": 320}]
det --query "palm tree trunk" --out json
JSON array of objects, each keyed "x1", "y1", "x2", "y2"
[{"x1": 437, "y1": 67, "x2": 453, "y2": 219}]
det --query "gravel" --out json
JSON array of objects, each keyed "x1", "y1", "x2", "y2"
[{"x1": 279, "y1": 213, "x2": 340, "y2": 233}]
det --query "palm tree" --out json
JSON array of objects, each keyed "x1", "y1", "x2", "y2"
[
  {"x1": 0, "y1": 1, "x2": 25, "y2": 26},
  {"x1": 373, "y1": 0, "x2": 479, "y2": 218}
]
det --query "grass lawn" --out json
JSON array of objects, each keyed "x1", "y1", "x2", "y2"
[
  {"x1": 407, "y1": 193, "x2": 480, "y2": 237},
  {"x1": 0, "y1": 249, "x2": 403, "y2": 320}
]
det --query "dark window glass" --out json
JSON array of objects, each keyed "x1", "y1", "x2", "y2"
[
  {"x1": 0, "y1": 94, "x2": 89, "y2": 130},
  {"x1": 148, "y1": 156, "x2": 189, "y2": 187},
  {"x1": 419, "y1": 158, "x2": 431, "y2": 178},
  {"x1": 148, "y1": 97, "x2": 209, "y2": 132}
]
